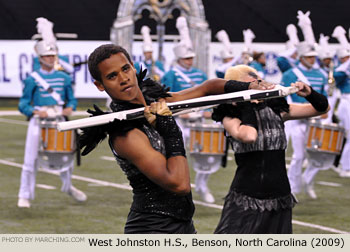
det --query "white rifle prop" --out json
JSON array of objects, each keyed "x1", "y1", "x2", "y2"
[{"x1": 57, "y1": 85, "x2": 298, "y2": 132}]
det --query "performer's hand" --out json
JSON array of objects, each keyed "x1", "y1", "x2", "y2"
[
  {"x1": 179, "y1": 113, "x2": 190, "y2": 119},
  {"x1": 144, "y1": 99, "x2": 172, "y2": 127},
  {"x1": 144, "y1": 106, "x2": 156, "y2": 127},
  {"x1": 320, "y1": 113, "x2": 328, "y2": 119},
  {"x1": 249, "y1": 79, "x2": 275, "y2": 90},
  {"x1": 34, "y1": 110, "x2": 48, "y2": 118},
  {"x1": 292, "y1": 82, "x2": 311, "y2": 97},
  {"x1": 154, "y1": 99, "x2": 172, "y2": 116},
  {"x1": 203, "y1": 111, "x2": 212, "y2": 119},
  {"x1": 62, "y1": 107, "x2": 73, "y2": 116}
]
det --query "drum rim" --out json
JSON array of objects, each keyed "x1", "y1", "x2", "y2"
[
  {"x1": 308, "y1": 121, "x2": 345, "y2": 131},
  {"x1": 187, "y1": 123, "x2": 224, "y2": 129}
]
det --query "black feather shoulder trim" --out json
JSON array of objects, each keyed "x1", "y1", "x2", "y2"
[{"x1": 79, "y1": 68, "x2": 170, "y2": 156}]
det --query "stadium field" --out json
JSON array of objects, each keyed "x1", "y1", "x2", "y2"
[{"x1": 0, "y1": 111, "x2": 349, "y2": 234}]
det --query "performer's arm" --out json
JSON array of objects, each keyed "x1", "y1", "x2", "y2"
[
  {"x1": 282, "y1": 82, "x2": 330, "y2": 121},
  {"x1": 167, "y1": 78, "x2": 274, "y2": 102},
  {"x1": 111, "y1": 100, "x2": 190, "y2": 195},
  {"x1": 64, "y1": 75, "x2": 77, "y2": 111},
  {"x1": 222, "y1": 103, "x2": 258, "y2": 143},
  {"x1": 223, "y1": 117, "x2": 257, "y2": 143},
  {"x1": 18, "y1": 78, "x2": 36, "y2": 117}
]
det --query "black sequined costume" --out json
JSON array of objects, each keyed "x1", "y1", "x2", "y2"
[
  {"x1": 79, "y1": 71, "x2": 195, "y2": 234},
  {"x1": 108, "y1": 101, "x2": 195, "y2": 234},
  {"x1": 214, "y1": 99, "x2": 296, "y2": 234}
]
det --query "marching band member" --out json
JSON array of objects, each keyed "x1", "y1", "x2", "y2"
[
  {"x1": 281, "y1": 42, "x2": 328, "y2": 199},
  {"x1": 33, "y1": 18, "x2": 74, "y2": 75},
  {"x1": 317, "y1": 34, "x2": 338, "y2": 124},
  {"x1": 333, "y1": 47, "x2": 350, "y2": 178},
  {"x1": 215, "y1": 30, "x2": 239, "y2": 78},
  {"x1": 212, "y1": 65, "x2": 329, "y2": 233},
  {"x1": 237, "y1": 29, "x2": 255, "y2": 66},
  {"x1": 134, "y1": 25, "x2": 165, "y2": 81},
  {"x1": 83, "y1": 43, "x2": 272, "y2": 233},
  {"x1": 277, "y1": 24, "x2": 300, "y2": 145},
  {"x1": 277, "y1": 24, "x2": 299, "y2": 73},
  {"x1": 250, "y1": 51, "x2": 266, "y2": 79},
  {"x1": 162, "y1": 17, "x2": 218, "y2": 203},
  {"x1": 17, "y1": 40, "x2": 86, "y2": 208}
]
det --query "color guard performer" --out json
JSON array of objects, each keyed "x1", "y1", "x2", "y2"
[
  {"x1": 212, "y1": 65, "x2": 329, "y2": 233},
  {"x1": 82, "y1": 43, "x2": 272, "y2": 233}
]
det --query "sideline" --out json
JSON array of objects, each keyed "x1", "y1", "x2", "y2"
[
  {"x1": 0, "y1": 111, "x2": 89, "y2": 116},
  {"x1": 1, "y1": 158, "x2": 349, "y2": 234}
]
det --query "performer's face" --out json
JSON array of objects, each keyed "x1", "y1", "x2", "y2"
[
  {"x1": 40, "y1": 55, "x2": 56, "y2": 71},
  {"x1": 93, "y1": 52, "x2": 140, "y2": 103},
  {"x1": 322, "y1": 58, "x2": 331, "y2": 67},
  {"x1": 257, "y1": 54, "x2": 266, "y2": 65},
  {"x1": 223, "y1": 57, "x2": 233, "y2": 63},
  {"x1": 301, "y1": 56, "x2": 316, "y2": 68},
  {"x1": 340, "y1": 56, "x2": 350, "y2": 64},
  {"x1": 144, "y1": 52, "x2": 153, "y2": 61},
  {"x1": 178, "y1": 57, "x2": 194, "y2": 69}
]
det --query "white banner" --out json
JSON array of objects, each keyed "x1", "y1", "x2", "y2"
[{"x1": 0, "y1": 40, "x2": 340, "y2": 98}]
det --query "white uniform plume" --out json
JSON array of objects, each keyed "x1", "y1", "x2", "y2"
[
  {"x1": 332, "y1": 26, "x2": 350, "y2": 49},
  {"x1": 242, "y1": 29, "x2": 255, "y2": 52},
  {"x1": 173, "y1": 16, "x2": 195, "y2": 59},
  {"x1": 286, "y1": 24, "x2": 300, "y2": 48},
  {"x1": 318, "y1": 34, "x2": 333, "y2": 59},
  {"x1": 176, "y1": 16, "x2": 193, "y2": 49},
  {"x1": 297, "y1": 10, "x2": 316, "y2": 46},
  {"x1": 141, "y1": 26, "x2": 153, "y2": 52},
  {"x1": 216, "y1": 30, "x2": 234, "y2": 59},
  {"x1": 36, "y1": 17, "x2": 56, "y2": 45}
]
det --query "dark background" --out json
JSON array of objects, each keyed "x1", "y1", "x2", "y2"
[{"x1": 0, "y1": 0, "x2": 349, "y2": 43}]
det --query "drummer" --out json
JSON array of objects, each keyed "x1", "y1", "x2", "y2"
[
  {"x1": 17, "y1": 39, "x2": 86, "y2": 208},
  {"x1": 333, "y1": 47, "x2": 350, "y2": 178},
  {"x1": 162, "y1": 17, "x2": 219, "y2": 203},
  {"x1": 281, "y1": 42, "x2": 328, "y2": 199}
]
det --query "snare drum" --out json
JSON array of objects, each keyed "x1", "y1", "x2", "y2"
[
  {"x1": 189, "y1": 123, "x2": 226, "y2": 155},
  {"x1": 306, "y1": 120, "x2": 345, "y2": 154},
  {"x1": 40, "y1": 119, "x2": 75, "y2": 153}
]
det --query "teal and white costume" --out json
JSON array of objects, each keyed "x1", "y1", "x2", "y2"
[
  {"x1": 281, "y1": 63, "x2": 328, "y2": 195},
  {"x1": 18, "y1": 68, "x2": 77, "y2": 200},
  {"x1": 162, "y1": 64, "x2": 219, "y2": 203},
  {"x1": 334, "y1": 59, "x2": 350, "y2": 174}
]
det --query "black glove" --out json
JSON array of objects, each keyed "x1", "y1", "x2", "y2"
[
  {"x1": 156, "y1": 114, "x2": 186, "y2": 159},
  {"x1": 305, "y1": 87, "x2": 329, "y2": 112},
  {"x1": 212, "y1": 104, "x2": 240, "y2": 122},
  {"x1": 236, "y1": 102, "x2": 258, "y2": 131},
  {"x1": 224, "y1": 80, "x2": 251, "y2": 93}
]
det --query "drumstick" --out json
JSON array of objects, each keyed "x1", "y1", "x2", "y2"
[{"x1": 57, "y1": 85, "x2": 298, "y2": 131}]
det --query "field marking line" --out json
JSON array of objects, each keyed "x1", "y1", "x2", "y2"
[
  {"x1": 36, "y1": 184, "x2": 56, "y2": 190},
  {"x1": 1, "y1": 158, "x2": 349, "y2": 234},
  {"x1": 0, "y1": 111, "x2": 89, "y2": 116},
  {"x1": 317, "y1": 181, "x2": 342, "y2": 187},
  {"x1": 0, "y1": 118, "x2": 29, "y2": 126}
]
